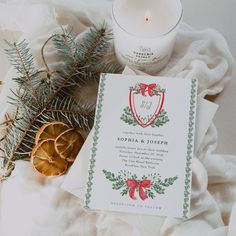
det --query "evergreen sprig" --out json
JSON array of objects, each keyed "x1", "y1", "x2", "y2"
[
  {"x1": 103, "y1": 170, "x2": 126, "y2": 190},
  {"x1": 120, "y1": 106, "x2": 137, "y2": 126},
  {"x1": 151, "y1": 110, "x2": 169, "y2": 128},
  {"x1": 152, "y1": 176, "x2": 178, "y2": 195},
  {"x1": 5, "y1": 39, "x2": 37, "y2": 76},
  {"x1": 0, "y1": 24, "x2": 122, "y2": 181}
]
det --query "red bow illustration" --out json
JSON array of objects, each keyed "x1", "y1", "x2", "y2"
[
  {"x1": 140, "y1": 83, "x2": 156, "y2": 97},
  {"x1": 126, "y1": 179, "x2": 151, "y2": 200}
]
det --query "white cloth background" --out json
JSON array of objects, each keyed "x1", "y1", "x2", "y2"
[{"x1": 0, "y1": 0, "x2": 235, "y2": 236}]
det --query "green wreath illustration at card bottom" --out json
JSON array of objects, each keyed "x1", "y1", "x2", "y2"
[
  {"x1": 120, "y1": 83, "x2": 169, "y2": 128},
  {"x1": 103, "y1": 170, "x2": 178, "y2": 200}
]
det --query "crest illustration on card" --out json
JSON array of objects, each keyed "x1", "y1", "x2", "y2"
[
  {"x1": 103, "y1": 170, "x2": 178, "y2": 201},
  {"x1": 120, "y1": 83, "x2": 169, "y2": 128}
]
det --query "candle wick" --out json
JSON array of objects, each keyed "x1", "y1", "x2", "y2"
[{"x1": 144, "y1": 10, "x2": 151, "y2": 23}]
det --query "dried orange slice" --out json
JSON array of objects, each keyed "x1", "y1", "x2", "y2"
[
  {"x1": 35, "y1": 121, "x2": 69, "y2": 144},
  {"x1": 31, "y1": 139, "x2": 68, "y2": 176},
  {"x1": 55, "y1": 129, "x2": 84, "y2": 162}
]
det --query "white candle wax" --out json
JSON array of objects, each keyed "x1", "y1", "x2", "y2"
[{"x1": 112, "y1": 0, "x2": 183, "y2": 74}]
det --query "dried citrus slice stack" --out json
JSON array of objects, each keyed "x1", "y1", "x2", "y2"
[
  {"x1": 31, "y1": 121, "x2": 84, "y2": 176},
  {"x1": 35, "y1": 121, "x2": 69, "y2": 144},
  {"x1": 31, "y1": 140, "x2": 68, "y2": 176},
  {"x1": 55, "y1": 129, "x2": 84, "y2": 162}
]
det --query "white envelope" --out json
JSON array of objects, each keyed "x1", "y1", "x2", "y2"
[{"x1": 61, "y1": 67, "x2": 218, "y2": 200}]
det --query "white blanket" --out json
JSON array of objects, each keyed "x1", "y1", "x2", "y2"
[{"x1": 0, "y1": 1, "x2": 235, "y2": 236}]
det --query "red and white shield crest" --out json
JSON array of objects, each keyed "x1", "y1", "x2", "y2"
[{"x1": 129, "y1": 83, "x2": 164, "y2": 128}]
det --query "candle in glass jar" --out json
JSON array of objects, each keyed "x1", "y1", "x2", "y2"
[{"x1": 112, "y1": 0, "x2": 183, "y2": 74}]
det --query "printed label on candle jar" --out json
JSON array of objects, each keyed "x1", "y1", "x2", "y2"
[{"x1": 117, "y1": 46, "x2": 170, "y2": 73}]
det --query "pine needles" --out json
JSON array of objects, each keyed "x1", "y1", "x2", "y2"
[{"x1": 0, "y1": 24, "x2": 122, "y2": 181}]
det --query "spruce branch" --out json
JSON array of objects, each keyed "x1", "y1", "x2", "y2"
[
  {"x1": 45, "y1": 96, "x2": 94, "y2": 129},
  {"x1": 52, "y1": 27, "x2": 79, "y2": 69},
  {"x1": 4, "y1": 40, "x2": 42, "y2": 108},
  {"x1": 0, "y1": 23, "x2": 120, "y2": 180},
  {"x1": 76, "y1": 24, "x2": 112, "y2": 68},
  {"x1": 4, "y1": 40, "x2": 35, "y2": 76}
]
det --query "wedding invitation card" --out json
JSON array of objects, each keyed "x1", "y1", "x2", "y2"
[{"x1": 84, "y1": 73, "x2": 197, "y2": 219}]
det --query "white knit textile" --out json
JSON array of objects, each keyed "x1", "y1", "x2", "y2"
[{"x1": 0, "y1": 1, "x2": 235, "y2": 236}]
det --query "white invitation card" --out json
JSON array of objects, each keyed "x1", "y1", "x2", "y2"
[{"x1": 84, "y1": 73, "x2": 198, "y2": 219}]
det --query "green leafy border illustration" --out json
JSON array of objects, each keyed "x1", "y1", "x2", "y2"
[
  {"x1": 182, "y1": 79, "x2": 197, "y2": 219},
  {"x1": 85, "y1": 73, "x2": 107, "y2": 208},
  {"x1": 103, "y1": 169, "x2": 178, "y2": 200}
]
